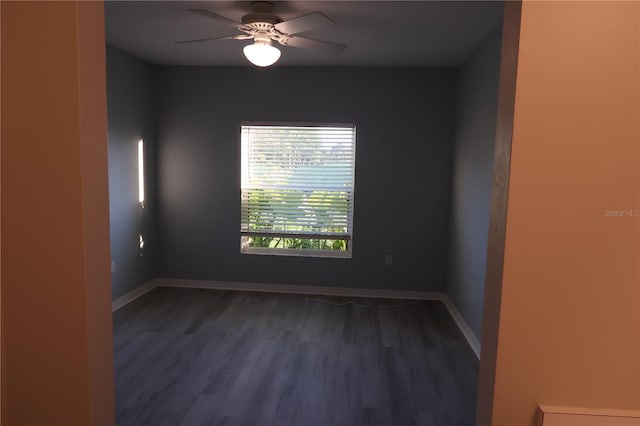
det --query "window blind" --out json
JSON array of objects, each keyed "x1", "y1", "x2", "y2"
[{"x1": 241, "y1": 125, "x2": 356, "y2": 241}]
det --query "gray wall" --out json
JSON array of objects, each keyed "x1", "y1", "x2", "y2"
[
  {"x1": 107, "y1": 45, "x2": 158, "y2": 299},
  {"x1": 155, "y1": 67, "x2": 456, "y2": 291},
  {"x1": 447, "y1": 28, "x2": 503, "y2": 338}
]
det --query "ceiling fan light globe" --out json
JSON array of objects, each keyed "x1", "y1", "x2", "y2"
[{"x1": 243, "y1": 43, "x2": 281, "y2": 67}]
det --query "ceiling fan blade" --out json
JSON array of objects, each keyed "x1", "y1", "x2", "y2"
[
  {"x1": 274, "y1": 12, "x2": 333, "y2": 35},
  {"x1": 279, "y1": 35, "x2": 346, "y2": 55},
  {"x1": 175, "y1": 34, "x2": 252, "y2": 45},
  {"x1": 188, "y1": 9, "x2": 249, "y2": 31}
]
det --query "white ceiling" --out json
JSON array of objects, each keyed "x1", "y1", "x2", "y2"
[{"x1": 105, "y1": 1, "x2": 503, "y2": 67}]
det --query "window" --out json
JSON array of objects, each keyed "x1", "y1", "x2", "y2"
[
  {"x1": 138, "y1": 139, "x2": 145, "y2": 205},
  {"x1": 241, "y1": 124, "x2": 356, "y2": 258},
  {"x1": 138, "y1": 139, "x2": 145, "y2": 256}
]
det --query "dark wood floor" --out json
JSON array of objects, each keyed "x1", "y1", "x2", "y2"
[{"x1": 113, "y1": 287, "x2": 479, "y2": 426}]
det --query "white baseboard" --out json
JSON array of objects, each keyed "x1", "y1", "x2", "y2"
[
  {"x1": 538, "y1": 406, "x2": 640, "y2": 426},
  {"x1": 112, "y1": 281, "x2": 156, "y2": 312},
  {"x1": 113, "y1": 278, "x2": 481, "y2": 359},
  {"x1": 152, "y1": 278, "x2": 443, "y2": 301},
  {"x1": 440, "y1": 294, "x2": 481, "y2": 358}
]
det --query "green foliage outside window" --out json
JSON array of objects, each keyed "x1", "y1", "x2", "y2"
[
  {"x1": 246, "y1": 235, "x2": 347, "y2": 251},
  {"x1": 243, "y1": 188, "x2": 349, "y2": 251}
]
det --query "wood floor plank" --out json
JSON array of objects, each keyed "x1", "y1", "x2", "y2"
[{"x1": 114, "y1": 287, "x2": 478, "y2": 426}]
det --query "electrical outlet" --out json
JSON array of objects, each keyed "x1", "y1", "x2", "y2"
[
  {"x1": 111, "y1": 261, "x2": 116, "y2": 273},
  {"x1": 385, "y1": 254, "x2": 392, "y2": 266}
]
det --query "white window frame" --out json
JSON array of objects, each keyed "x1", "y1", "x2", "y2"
[{"x1": 240, "y1": 122, "x2": 356, "y2": 258}]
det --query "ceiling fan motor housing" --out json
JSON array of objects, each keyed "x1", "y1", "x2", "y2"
[{"x1": 242, "y1": 1, "x2": 282, "y2": 27}]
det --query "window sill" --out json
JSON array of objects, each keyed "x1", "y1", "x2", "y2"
[{"x1": 241, "y1": 247, "x2": 352, "y2": 259}]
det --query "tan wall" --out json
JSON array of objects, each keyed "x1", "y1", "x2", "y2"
[
  {"x1": 1, "y1": 2, "x2": 114, "y2": 425},
  {"x1": 490, "y1": 1, "x2": 640, "y2": 425}
]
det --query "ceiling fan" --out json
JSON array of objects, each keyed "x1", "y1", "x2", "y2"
[{"x1": 176, "y1": 1, "x2": 347, "y2": 67}]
